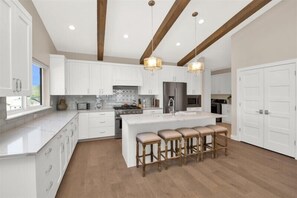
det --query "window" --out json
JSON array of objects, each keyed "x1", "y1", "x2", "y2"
[{"x1": 6, "y1": 60, "x2": 47, "y2": 114}]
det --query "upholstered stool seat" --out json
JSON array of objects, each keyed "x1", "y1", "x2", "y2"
[
  {"x1": 193, "y1": 126, "x2": 215, "y2": 160},
  {"x1": 158, "y1": 130, "x2": 182, "y2": 169},
  {"x1": 176, "y1": 128, "x2": 200, "y2": 164},
  {"x1": 136, "y1": 132, "x2": 161, "y2": 177},
  {"x1": 206, "y1": 125, "x2": 228, "y2": 157}
]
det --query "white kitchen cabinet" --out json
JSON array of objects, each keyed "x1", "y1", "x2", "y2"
[
  {"x1": 113, "y1": 65, "x2": 143, "y2": 86},
  {"x1": 89, "y1": 63, "x2": 113, "y2": 95},
  {"x1": 239, "y1": 62, "x2": 296, "y2": 157},
  {"x1": 0, "y1": 0, "x2": 32, "y2": 96},
  {"x1": 211, "y1": 72, "x2": 231, "y2": 94},
  {"x1": 79, "y1": 111, "x2": 115, "y2": 140},
  {"x1": 187, "y1": 72, "x2": 202, "y2": 95},
  {"x1": 79, "y1": 113, "x2": 89, "y2": 139},
  {"x1": 138, "y1": 70, "x2": 159, "y2": 95},
  {"x1": 160, "y1": 66, "x2": 186, "y2": 83},
  {"x1": 143, "y1": 109, "x2": 163, "y2": 114},
  {"x1": 67, "y1": 60, "x2": 89, "y2": 95},
  {"x1": 50, "y1": 55, "x2": 68, "y2": 95},
  {"x1": 222, "y1": 104, "x2": 231, "y2": 124}
]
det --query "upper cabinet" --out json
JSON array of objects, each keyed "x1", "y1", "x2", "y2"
[
  {"x1": 0, "y1": 0, "x2": 32, "y2": 96},
  {"x1": 138, "y1": 70, "x2": 159, "y2": 95},
  {"x1": 160, "y1": 66, "x2": 187, "y2": 83},
  {"x1": 211, "y1": 72, "x2": 231, "y2": 94},
  {"x1": 67, "y1": 60, "x2": 90, "y2": 95},
  {"x1": 89, "y1": 63, "x2": 113, "y2": 95},
  {"x1": 113, "y1": 65, "x2": 142, "y2": 86},
  {"x1": 187, "y1": 72, "x2": 202, "y2": 95},
  {"x1": 50, "y1": 55, "x2": 68, "y2": 95}
]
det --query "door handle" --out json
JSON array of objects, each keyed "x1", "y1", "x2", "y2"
[
  {"x1": 264, "y1": 110, "x2": 270, "y2": 115},
  {"x1": 256, "y1": 110, "x2": 263, "y2": 114},
  {"x1": 19, "y1": 80, "x2": 22, "y2": 91}
]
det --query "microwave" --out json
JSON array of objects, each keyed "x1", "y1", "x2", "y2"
[
  {"x1": 77, "y1": 102, "x2": 90, "y2": 110},
  {"x1": 186, "y1": 95, "x2": 201, "y2": 107}
]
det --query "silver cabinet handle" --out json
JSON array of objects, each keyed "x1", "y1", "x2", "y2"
[
  {"x1": 100, "y1": 121, "x2": 106, "y2": 123},
  {"x1": 256, "y1": 110, "x2": 263, "y2": 114},
  {"x1": 71, "y1": 130, "x2": 74, "y2": 137},
  {"x1": 265, "y1": 110, "x2": 270, "y2": 115},
  {"x1": 19, "y1": 80, "x2": 22, "y2": 91},
  {"x1": 16, "y1": 79, "x2": 19, "y2": 92},
  {"x1": 61, "y1": 143, "x2": 65, "y2": 152},
  {"x1": 57, "y1": 134, "x2": 63, "y2": 139},
  {"x1": 44, "y1": 148, "x2": 52, "y2": 156},
  {"x1": 45, "y1": 165, "x2": 53, "y2": 174},
  {"x1": 46, "y1": 181, "x2": 53, "y2": 192},
  {"x1": 13, "y1": 78, "x2": 16, "y2": 92}
]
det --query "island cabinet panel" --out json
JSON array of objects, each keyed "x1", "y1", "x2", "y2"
[
  {"x1": 0, "y1": 0, "x2": 32, "y2": 97},
  {"x1": 0, "y1": 115, "x2": 79, "y2": 198}
]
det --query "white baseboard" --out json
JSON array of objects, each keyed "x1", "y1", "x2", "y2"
[{"x1": 231, "y1": 134, "x2": 239, "y2": 141}]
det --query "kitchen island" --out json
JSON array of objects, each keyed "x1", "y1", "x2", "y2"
[{"x1": 121, "y1": 111, "x2": 224, "y2": 167}]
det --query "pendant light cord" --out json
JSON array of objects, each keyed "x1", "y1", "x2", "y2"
[
  {"x1": 151, "y1": 4, "x2": 154, "y2": 56},
  {"x1": 194, "y1": 15, "x2": 197, "y2": 58}
]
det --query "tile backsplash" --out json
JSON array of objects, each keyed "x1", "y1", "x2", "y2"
[{"x1": 55, "y1": 86, "x2": 154, "y2": 110}]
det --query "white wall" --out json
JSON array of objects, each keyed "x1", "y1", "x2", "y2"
[{"x1": 231, "y1": 0, "x2": 297, "y2": 136}]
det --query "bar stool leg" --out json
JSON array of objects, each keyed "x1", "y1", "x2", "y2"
[
  {"x1": 158, "y1": 142, "x2": 161, "y2": 171},
  {"x1": 136, "y1": 140, "x2": 139, "y2": 168},
  {"x1": 184, "y1": 138, "x2": 188, "y2": 165},
  {"x1": 196, "y1": 136, "x2": 199, "y2": 162},
  {"x1": 191, "y1": 138, "x2": 193, "y2": 154},
  {"x1": 225, "y1": 132, "x2": 228, "y2": 156},
  {"x1": 211, "y1": 134, "x2": 215, "y2": 158},
  {"x1": 165, "y1": 140, "x2": 168, "y2": 169},
  {"x1": 170, "y1": 141, "x2": 173, "y2": 157},
  {"x1": 201, "y1": 136, "x2": 204, "y2": 161},
  {"x1": 142, "y1": 144, "x2": 146, "y2": 177},
  {"x1": 179, "y1": 138, "x2": 182, "y2": 166},
  {"x1": 150, "y1": 144, "x2": 153, "y2": 162},
  {"x1": 175, "y1": 140, "x2": 178, "y2": 155}
]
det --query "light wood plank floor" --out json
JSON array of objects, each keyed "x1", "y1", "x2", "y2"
[{"x1": 56, "y1": 139, "x2": 297, "y2": 198}]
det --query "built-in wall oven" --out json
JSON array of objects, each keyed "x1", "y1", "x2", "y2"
[
  {"x1": 114, "y1": 105, "x2": 143, "y2": 138},
  {"x1": 211, "y1": 99, "x2": 227, "y2": 122},
  {"x1": 186, "y1": 95, "x2": 201, "y2": 108}
]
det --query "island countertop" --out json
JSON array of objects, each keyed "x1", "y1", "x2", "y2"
[{"x1": 121, "y1": 111, "x2": 225, "y2": 125}]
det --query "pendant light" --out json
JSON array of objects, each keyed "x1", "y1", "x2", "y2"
[
  {"x1": 144, "y1": 0, "x2": 162, "y2": 71},
  {"x1": 188, "y1": 12, "x2": 205, "y2": 73}
]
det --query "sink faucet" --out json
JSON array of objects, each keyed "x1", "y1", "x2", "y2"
[{"x1": 168, "y1": 98, "x2": 175, "y2": 115}]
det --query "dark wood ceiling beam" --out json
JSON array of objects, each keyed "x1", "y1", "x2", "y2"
[
  {"x1": 177, "y1": 0, "x2": 271, "y2": 66},
  {"x1": 97, "y1": 0, "x2": 107, "y2": 61},
  {"x1": 140, "y1": 0, "x2": 191, "y2": 64}
]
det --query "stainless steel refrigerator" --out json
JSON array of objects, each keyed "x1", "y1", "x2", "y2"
[{"x1": 163, "y1": 82, "x2": 187, "y2": 113}]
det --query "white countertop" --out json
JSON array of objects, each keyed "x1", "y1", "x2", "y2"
[
  {"x1": 77, "y1": 108, "x2": 114, "y2": 113},
  {"x1": 0, "y1": 111, "x2": 78, "y2": 158},
  {"x1": 121, "y1": 111, "x2": 225, "y2": 125}
]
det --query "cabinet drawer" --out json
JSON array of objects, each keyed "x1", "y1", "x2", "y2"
[
  {"x1": 88, "y1": 112, "x2": 114, "y2": 118},
  {"x1": 89, "y1": 117, "x2": 114, "y2": 127},
  {"x1": 89, "y1": 127, "x2": 115, "y2": 138},
  {"x1": 143, "y1": 109, "x2": 163, "y2": 115}
]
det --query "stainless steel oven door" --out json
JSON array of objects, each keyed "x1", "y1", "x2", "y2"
[{"x1": 115, "y1": 117, "x2": 122, "y2": 138}]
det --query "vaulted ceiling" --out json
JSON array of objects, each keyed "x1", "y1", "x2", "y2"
[{"x1": 32, "y1": 0, "x2": 281, "y2": 70}]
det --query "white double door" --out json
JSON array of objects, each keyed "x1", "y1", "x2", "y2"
[{"x1": 239, "y1": 63, "x2": 296, "y2": 157}]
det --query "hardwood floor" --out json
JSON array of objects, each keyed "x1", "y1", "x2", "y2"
[{"x1": 56, "y1": 139, "x2": 297, "y2": 198}]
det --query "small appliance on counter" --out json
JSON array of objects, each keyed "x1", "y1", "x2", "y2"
[
  {"x1": 77, "y1": 102, "x2": 90, "y2": 110},
  {"x1": 151, "y1": 98, "x2": 160, "y2": 108}
]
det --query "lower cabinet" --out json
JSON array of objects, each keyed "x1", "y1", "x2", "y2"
[
  {"x1": 79, "y1": 111, "x2": 115, "y2": 140},
  {"x1": 222, "y1": 104, "x2": 231, "y2": 124}
]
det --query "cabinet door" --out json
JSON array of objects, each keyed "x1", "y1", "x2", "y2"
[
  {"x1": 239, "y1": 69, "x2": 264, "y2": 147},
  {"x1": 263, "y1": 64, "x2": 296, "y2": 156},
  {"x1": 12, "y1": 5, "x2": 32, "y2": 96},
  {"x1": 68, "y1": 61, "x2": 89, "y2": 95},
  {"x1": 139, "y1": 70, "x2": 158, "y2": 95},
  {"x1": 79, "y1": 113, "x2": 89, "y2": 139},
  {"x1": 89, "y1": 63, "x2": 101, "y2": 95},
  {"x1": 0, "y1": 0, "x2": 13, "y2": 96},
  {"x1": 101, "y1": 64, "x2": 113, "y2": 95},
  {"x1": 174, "y1": 67, "x2": 186, "y2": 82},
  {"x1": 114, "y1": 66, "x2": 142, "y2": 86},
  {"x1": 187, "y1": 72, "x2": 202, "y2": 95},
  {"x1": 211, "y1": 75, "x2": 217, "y2": 94}
]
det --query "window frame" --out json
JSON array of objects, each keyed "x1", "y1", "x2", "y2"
[{"x1": 6, "y1": 59, "x2": 49, "y2": 116}]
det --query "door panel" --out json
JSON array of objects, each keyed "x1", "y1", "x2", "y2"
[
  {"x1": 263, "y1": 64, "x2": 296, "y2": 156},
  {"x1": 68, "y1": 62, "x2": 89, "y2": 95},
  {"x1": 240, "y1": 69, "x2": 264, "y2": 147}
]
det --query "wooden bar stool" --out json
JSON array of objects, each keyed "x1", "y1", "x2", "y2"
[
  {"x1": 206, "y1": 125, "x2": 228, "y2": 157},
  {"x1": 193, "y1": 126, "x2": 215, "y2": 161},
  {"x1": 158, "y1": 129, "x2": 182, "y2": 169},
  {"x1": 176, "y1": 128, "x2": 200, "y2": 164},
  {"x1": 136, "y1": 132, "x2": 161, "y2": 177}
]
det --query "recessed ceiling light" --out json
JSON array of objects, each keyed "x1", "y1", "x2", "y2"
[
  {"x1": 198, "y1": 19, "x2": 205, "y2": 24},
  {"x1": 176, "y1": 42, "x2": 181, "y2": 46},
  {"x1": 68, "y1": 25, "x2": 76, "y2": 30},
  {"x1": 123, "y1": 34, "x2": 129, "y2": 39}
]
